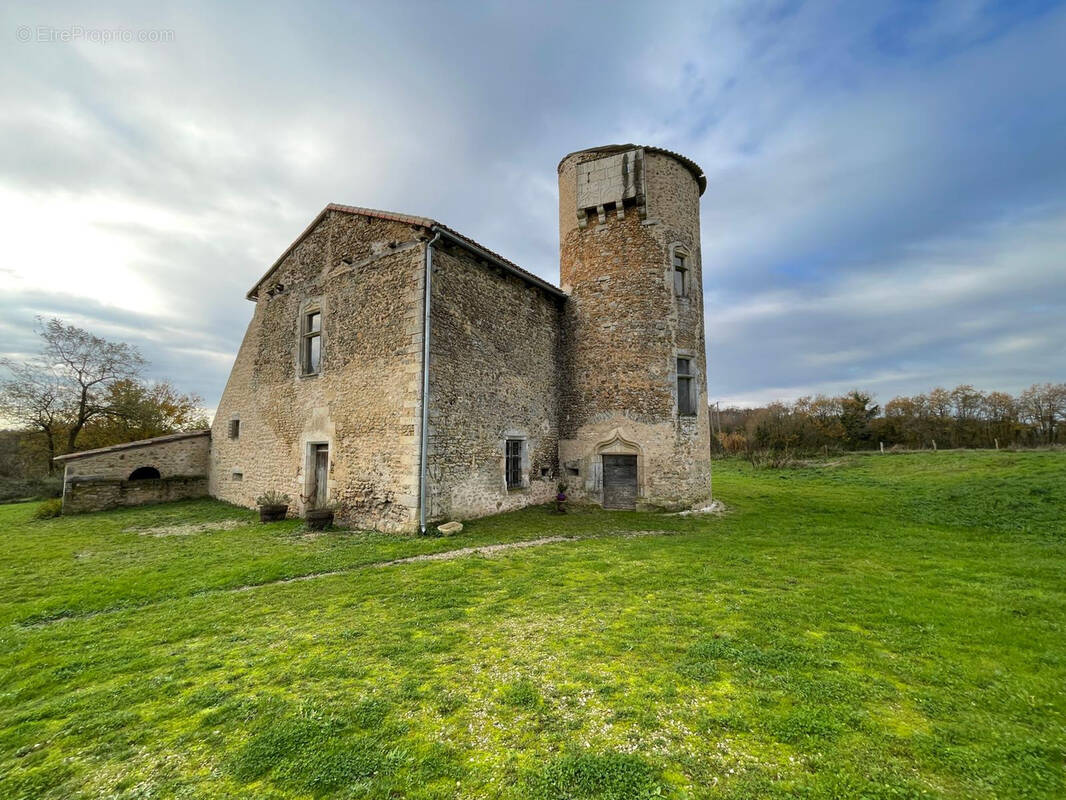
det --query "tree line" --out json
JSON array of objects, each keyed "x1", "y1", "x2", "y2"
[
  {"x1": 0, "y1": 318, "x2": 208, "y2": 482},
  {"x1": 714, "y1": 384, "x2": 1066, "y2": 454}
]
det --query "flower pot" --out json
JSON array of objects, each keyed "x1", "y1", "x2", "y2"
[
  {"x1": 259, "y1": 504, "x2": 288, "y2": 523},
  {"x1": 305, "y1": 508, "x2": 335, "y2": 530}
]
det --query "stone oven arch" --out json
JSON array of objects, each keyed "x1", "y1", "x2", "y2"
[{"x1": 128, "y1": 466, "x2": 162, "y2": 481}]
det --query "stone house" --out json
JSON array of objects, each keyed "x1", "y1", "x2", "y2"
[{"x1": 57, "y1": 145, "x2": 713, "y2": 531}]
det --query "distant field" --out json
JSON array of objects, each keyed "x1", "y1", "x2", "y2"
[{"x1": 1, "y1": 451, "x2": 1064, "y2": 799}]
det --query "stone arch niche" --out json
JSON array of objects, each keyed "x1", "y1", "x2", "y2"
[{"x1": 128, "y1": 466, "x2": 162, "y2": 481}]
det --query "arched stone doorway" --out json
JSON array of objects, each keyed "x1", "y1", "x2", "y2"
[
  {"x1": 128, "y1": 466, "x2": 161, "y2": 481},
  {"x1": 595, "y1": 432, "x2": 642, "y2": 509}
]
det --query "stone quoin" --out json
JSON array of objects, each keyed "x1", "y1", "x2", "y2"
[{"x1": 57, "y1": 145, "x2": 713, "y2": 529}]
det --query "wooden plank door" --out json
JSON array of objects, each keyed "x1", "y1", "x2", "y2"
[
  {"x1": 313, "y1": 444, "x2": 329, "y2": 506},
  {"x1": 602, "y1": 454, "x2": 637, "y2": 509}
]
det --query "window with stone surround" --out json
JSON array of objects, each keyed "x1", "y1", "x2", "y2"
[
  {"x1": 505, "y1": 439, "x2": 523, "y2": 489},
  {"x1": 677, "y1": 357, "x2": 696, "y2": 416},
  {"x1": 228, "y1": 417, "x2": 240, "y2": 439},
  {"x1": 302, "y1": 310, "x2": 322, "y2": 375},
  {"x1": 672, "y1": 251, "x2": 688, "y2": 297}
]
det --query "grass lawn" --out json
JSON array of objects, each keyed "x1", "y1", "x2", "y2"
[{"x1": 1, "y1": 451, "x2": 1064, "y2": 799}]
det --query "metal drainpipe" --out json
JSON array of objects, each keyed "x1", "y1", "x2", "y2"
[{"x1": 419, "y1": 230, "x2": 441, "y2": 534}]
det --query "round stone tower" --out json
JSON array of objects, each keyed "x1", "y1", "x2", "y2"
[{"x1": 557, "y1": 144, "x2": 711, "y2": 510}]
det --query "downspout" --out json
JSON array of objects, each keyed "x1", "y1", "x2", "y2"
[{"x1": 419, "y1": 230, "x2": 441, "y2": 534}]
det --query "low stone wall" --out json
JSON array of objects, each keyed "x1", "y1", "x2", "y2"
[{"x1": 63, "y1": 476, "x2": 209, "y2": 514}]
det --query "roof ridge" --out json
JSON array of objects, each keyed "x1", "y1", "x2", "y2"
[
  {"x1": 248, "y1": 203, "x2": 563, "y2": 300},
  {"x1": 53, "y1": 430, "x2": 210, "y2": 462}
]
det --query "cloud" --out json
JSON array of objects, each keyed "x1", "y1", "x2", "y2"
[{"x1": 1, "y1": 0, "x2": 1064, "y2": 412}]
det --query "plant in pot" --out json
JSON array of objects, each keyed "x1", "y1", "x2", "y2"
[
  {"x1": 303, "y1": 497, "x2": 338, "y2": 531},
  {"x1": 554, "y1": 482, "x2": 568, "y2": 514},
  {"x1": 255, "y1": 491, "x2": 291, "y2": 522}
]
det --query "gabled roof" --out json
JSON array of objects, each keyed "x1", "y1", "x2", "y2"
[
  {"x1": 558, "y1": 144, "x2": 707, "y2": 196},
  {"x1": 53, "y1": 430, "x2": 210, "y2": 462},
  {"x1": 248, "y1": 204, "x2": 565, "y2": 300}
]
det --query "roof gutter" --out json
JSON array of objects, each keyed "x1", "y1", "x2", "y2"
[{"x1": 418, "y1": 231, "x2": 441, "y2": 534}]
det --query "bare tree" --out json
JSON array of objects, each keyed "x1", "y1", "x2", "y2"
[
  {"x1": 1018, "y1": 383, "x2": 1066, "y2": 445},
  {"x1": 0, "y1": 318, "x2": 146, "y2": 469},
  {"x1": 0, "y1": 357, "x2": 67, "y2": 472}
]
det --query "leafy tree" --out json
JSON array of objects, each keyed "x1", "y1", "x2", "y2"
[
  {"x1": 77, "y1": 379, "x2": 209, "y2": 450},
  {"x1": 1, "y1": 318, "x2": 206, "y2": 473},
  {"x1": 840, "y1": 390, "x2": 879, "y2": 449}
]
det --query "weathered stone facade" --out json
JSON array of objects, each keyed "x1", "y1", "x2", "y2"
[
  {"x1": 56, "y1": 144, "x2": 713, "y2": 527},
  {"x1": 56, "y1": 431, "x2": 210, "y2": 513},
  {"x1": 558, "y1": 147, "x2": 712, "y2": 510},
  {"x1": 209, "y1": 209, "x2": 426, "y2": 532},
  {"x1": 425, "y1": 242, "x2": 565, "y2": 519}
]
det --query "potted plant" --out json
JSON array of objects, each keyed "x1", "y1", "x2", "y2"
[
  {"x1": 304, "y1": 499, "x2": 338, "y2": 531},
  {"x1": 256, "y1": 491, "x2": 291, "y2": 522},
  {"x1": 554, "y1": 482, "x2": 568, "y2": 514}
]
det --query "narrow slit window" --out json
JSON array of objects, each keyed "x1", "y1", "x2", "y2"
[
  {"x1": 672, "y1": 252, "x2": 688, "y2": 297},
  {"x1": 505, "y1": 439, "x2": 523, "y2": 489},
  {"x1": 302, "y1": 310, "x2": 322, "y2": 375},
  {"x1": 228, "y1": 418, "x2": 240, "y2": 439},
  {"x1": 677, "y1": 357, "x2": 696, "y2": 416}
]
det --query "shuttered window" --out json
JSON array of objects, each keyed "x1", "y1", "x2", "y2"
[{"x1": 505, "y1": 439, "x2": 523, "y2": 489}]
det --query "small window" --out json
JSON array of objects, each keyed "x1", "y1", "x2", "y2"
[
  {"x1": 672, "y1": 252, "x2": 688, "y2": 297},
  {"x1": 302, "y1": 310, "x2": 322, "y2": 375},
  {"x1": 232, "y1": 471, "x2": 243, "y2": 482},
  {"x1": 505, "y1": 439, "x2": 523, "y2": 489},
  {"x1": 228, "y1": 418, "x2": 240, "y2": 439},
  {"x1": 677, "y1": 358, "x2": 696, "y2": 416}
]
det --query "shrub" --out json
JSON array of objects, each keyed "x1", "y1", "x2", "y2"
[
  {"x1": 255, "y1": 490, "x2": 291, "y2": 506},
  {"x1": 0, "y1": 476, "x2": 63, "y2": 503},
  {"x1": 33, "y1": 498, "x2": 63, "y2": 519}
]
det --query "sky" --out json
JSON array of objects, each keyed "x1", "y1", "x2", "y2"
[{"x1": 1, "y1": 0, "x2": 1064, "y2": 411}]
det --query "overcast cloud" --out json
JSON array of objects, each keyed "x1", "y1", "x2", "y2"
[{"x1": 1, "y1": 0, "x2": 1064, "y2": 411}]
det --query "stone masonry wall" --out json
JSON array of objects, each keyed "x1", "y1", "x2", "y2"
[
  {"x1": 557, "y1": 148, "x2": 712, "y2": 510},
  {"x1": 60, "y1": 432, "x2": 210, "y2": 513},
  {"x1": 64, "y1": 477, "x2": 208, "y2": 514},
  {"x1": 426, "y1": 242, "x2": 564, "y2": 521},
  {"x1": 210, "y1": 210, "x2": 425, "y2": 532},
  {"x1": 60, "y1": 432, "x2": 210, "y2": 481}
]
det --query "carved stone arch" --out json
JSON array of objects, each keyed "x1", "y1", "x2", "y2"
[
  {"x1": 594, "y1": 430, "x2": 642, "y2": 457},
  {"x1": 593, "y1": 430, "x2": 644, "y2": 505}
]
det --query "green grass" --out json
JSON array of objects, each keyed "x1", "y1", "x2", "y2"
[{"x1": 1, "y1": 450, "x2": 1064, "y2": 799}]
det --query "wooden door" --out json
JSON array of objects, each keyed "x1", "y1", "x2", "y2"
[
  {"x1": 602, "y1": 454, "x2": 637, "y2": 509},
  {"x1": 312, "y1": 444, "x2": 329, "y2": 506}
]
